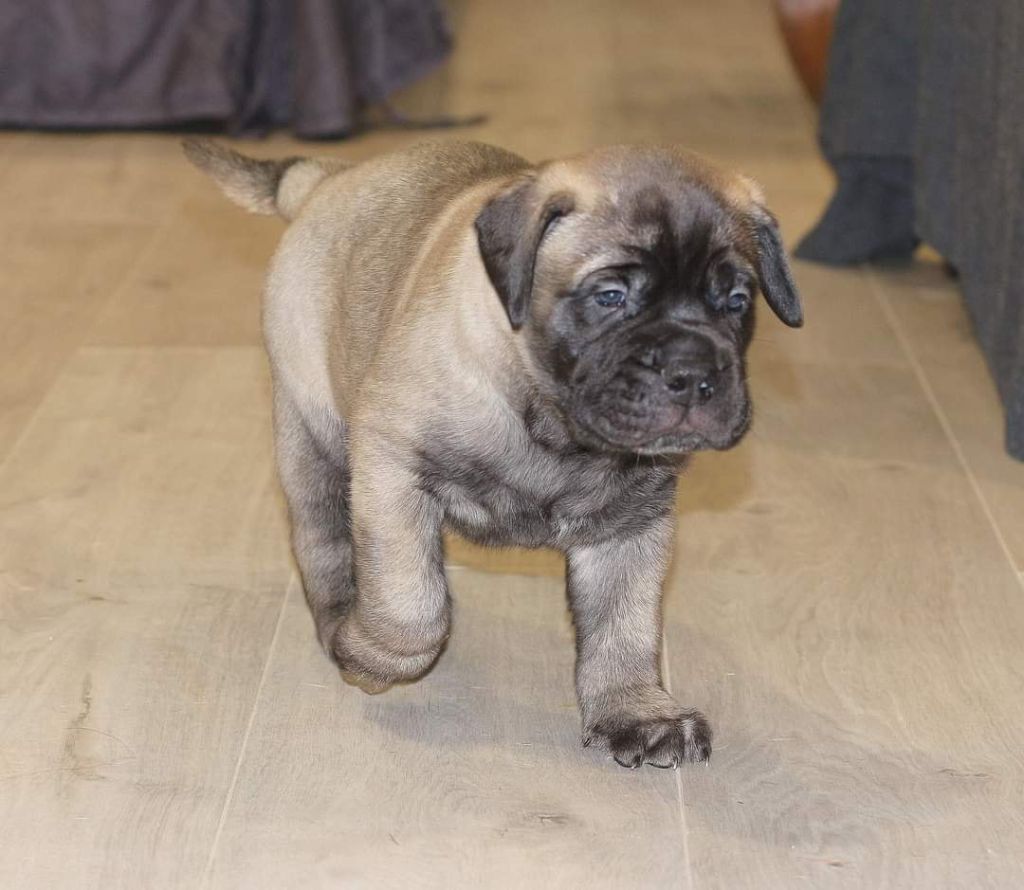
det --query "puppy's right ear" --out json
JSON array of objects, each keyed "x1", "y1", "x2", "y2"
[{"x1": 475, "y1": 179, "x2": 574, "y2": 330}]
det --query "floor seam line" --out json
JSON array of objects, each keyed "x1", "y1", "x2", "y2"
[
  {"x1": 0, "y1": 208, "x2": 176, "y2": 478},
  {"x1": 78, "y1": 186, "x2": 191, "y2": 345},
  {"x1": 662, "y1": 632, "x2": 696, "y2": 890},
  {"x1": 198, "y1": 573, "x2": 293, "y2": 888},
  {"x1": 864, "y1": 264, "x2": 1024, "y2": 591}
]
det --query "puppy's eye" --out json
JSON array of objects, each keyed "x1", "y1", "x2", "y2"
[
  {"x1": 594, "y1": 288, "x2": 627, "y2": 308},
  {"x1": 725, "y1": 288, "x2": 750, "y2": 313}
]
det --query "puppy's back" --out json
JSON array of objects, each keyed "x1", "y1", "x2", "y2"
[{"x1": 258, "y1": 141, "x2": 530, "y2": 422}]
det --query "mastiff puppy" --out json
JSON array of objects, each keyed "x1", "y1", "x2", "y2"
[{"x1": 185, "y1": 139, "x2": 802, "y2": 769}]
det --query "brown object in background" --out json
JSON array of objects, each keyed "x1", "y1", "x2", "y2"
[{"x1": 774, "y1": 0, "x2": 839, "y2": 104}]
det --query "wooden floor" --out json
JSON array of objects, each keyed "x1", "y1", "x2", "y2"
[{"x1": 3, "y1": 1, "x2": 1024, "y2": 887}]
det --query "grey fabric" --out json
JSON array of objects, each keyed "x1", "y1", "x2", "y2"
[
  {"x1": 794, "y1": 157, "x2": 917, "y2": 264},
  {"x1": 0, "y1": 0, "x2": 451, "y2": 137},
  {"x1": 818, "y1": 0, "x2": 919, "y2": 160},
  {"x1": 915, "y1": 0, "x2": 1024, "y2": 459},
  {"x1": 801, "y1": 0, "x2": 1024, "y2": 459}
]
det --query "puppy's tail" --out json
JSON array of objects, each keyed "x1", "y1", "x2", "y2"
[{"x1": 182, "y1": 138, "x2": 348, "y2": 221}]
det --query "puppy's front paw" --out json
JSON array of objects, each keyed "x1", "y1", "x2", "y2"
[
  {"x1": 585, "y1": 710, "x2": 712, "y2": 769},
  {"x1": 338, "y1": 667, "x2": 395, "y2": 695},
  {"x1": 324, "y1": 612, "x2": 447, "y2": 695}
]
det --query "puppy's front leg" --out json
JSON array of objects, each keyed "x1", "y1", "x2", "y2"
[
  {"x1": 568, "y1": 517, "x2": 712, "y2": 768},
  {"x1": 330, "y1": 454, "x2": 451, "y2": 693}
]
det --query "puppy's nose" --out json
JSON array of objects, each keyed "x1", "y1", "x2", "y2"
[
  {"x1": 662, "y1": 365, "x2": 717, "y2": 404},
  {"x1": 651, "y1": 334, "x2": 721, "y2": 406}
]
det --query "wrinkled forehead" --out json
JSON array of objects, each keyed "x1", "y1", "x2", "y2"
[{"x1": 539, "y1": 149, "x2": 757, "y2": 283}]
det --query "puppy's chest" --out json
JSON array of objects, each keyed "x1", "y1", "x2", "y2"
[{"x1": 417, "y1": 446, "x2": 675, "y2": 550}]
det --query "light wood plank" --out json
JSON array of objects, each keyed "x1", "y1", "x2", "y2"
[
  {"x1": 0, "y1": 348, "x2": 292, "y2": 888},
  {"x1": 665, "y1": 343, "x2": 1024, "y2": 887},
  {"x1": 85, "y1": 195, "x2": 280, "y2": 348},
  {"x1": 874, "y1": 260, "x2": 1024, "y2": 572},
  {"x1": 444, "y1": 536, "x2": 564, "y2": 578},
  {"x1": 2, "y1": 0, "x2": 1022, "y2": 886},
  {"x1": 750, "y1": 261, "x2": 906, "y2": 369},
  {"x1": 203, "y1": 569, "x2": 690, "y2": 890},
  {"x1": 0, "y1": 220, "x2": 154, "y2": 463},
  {"x1": 0, "y1": 134, "x2": 198, "y2": 226}
]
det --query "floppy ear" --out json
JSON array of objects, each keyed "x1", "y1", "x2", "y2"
[
  {"x1": 475, "y1": 179, "x2": 574, "y2": 330},
  {"x1": 752, "y1": 211, "x2": 804, "y2": 328}
]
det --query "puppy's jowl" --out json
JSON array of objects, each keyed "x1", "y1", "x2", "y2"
[{"x1": 186, "y1": 139, "x2": 802, "y2": 769}]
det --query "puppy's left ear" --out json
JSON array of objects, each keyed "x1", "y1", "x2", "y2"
[
  {"x1": 475, "y1": 178, "x2": 574, "y2": 330},
  {"x1": 751, "y1": 210, "x2": 804, "y2": 328}
]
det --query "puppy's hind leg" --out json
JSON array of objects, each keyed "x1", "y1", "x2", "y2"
[{"x1": 272, "y1": 391, "x2": 368, "y2": 687}]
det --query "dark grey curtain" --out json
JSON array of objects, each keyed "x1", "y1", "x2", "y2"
[
  {"x1": 915, "y1": 1, "x2": 1024, "y2": 462},
  {"x1": 799, "y1": 0, "x2": 1024, "y2": 459},
  {"x1": 0, "y1": 0, "x2": 451, "y2": 137}
]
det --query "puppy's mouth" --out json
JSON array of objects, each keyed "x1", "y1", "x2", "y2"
[
  {"x1": 591, "y1": 404, "x2": 687, "y2": 449},
  {"x1": 570, "y1": 390, "x2": 752, "y2": 456}
]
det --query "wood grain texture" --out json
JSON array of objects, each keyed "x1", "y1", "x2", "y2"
[
  {"x1": 668, "y1": 449, "x2": 1024, "y2": 887},
  {"x1": 204, "y1": 571, "x2": 688, "y2": 889},
  {"x1": 444, "y1": 536, "x2": 564, "y2": 578},
  {"x1": 85, "y1": 195, "x2": 280, "y2": 349},
  {"x1": 0, "y1": 349, "x2": 293, "y2": 888},
  {"x1": 874, "y1": 260, "x2": 1024, "y2": 572},
  {"x1": 665, "y1": 273, "x2": 1024, "y2": 887},
  {"x1": 0, "y1": 221, "x2": 153, "y2": 463},
  {"x1": 0, "y1": 134, "x2": 198, "y2": 226},
  {"x1": 1, "y1": 0, "x2": 1023, "y2": 887}
]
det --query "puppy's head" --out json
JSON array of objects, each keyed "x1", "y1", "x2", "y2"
[{"x1": 475, "y1": 145, "x2": 802, "y2": 456}]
